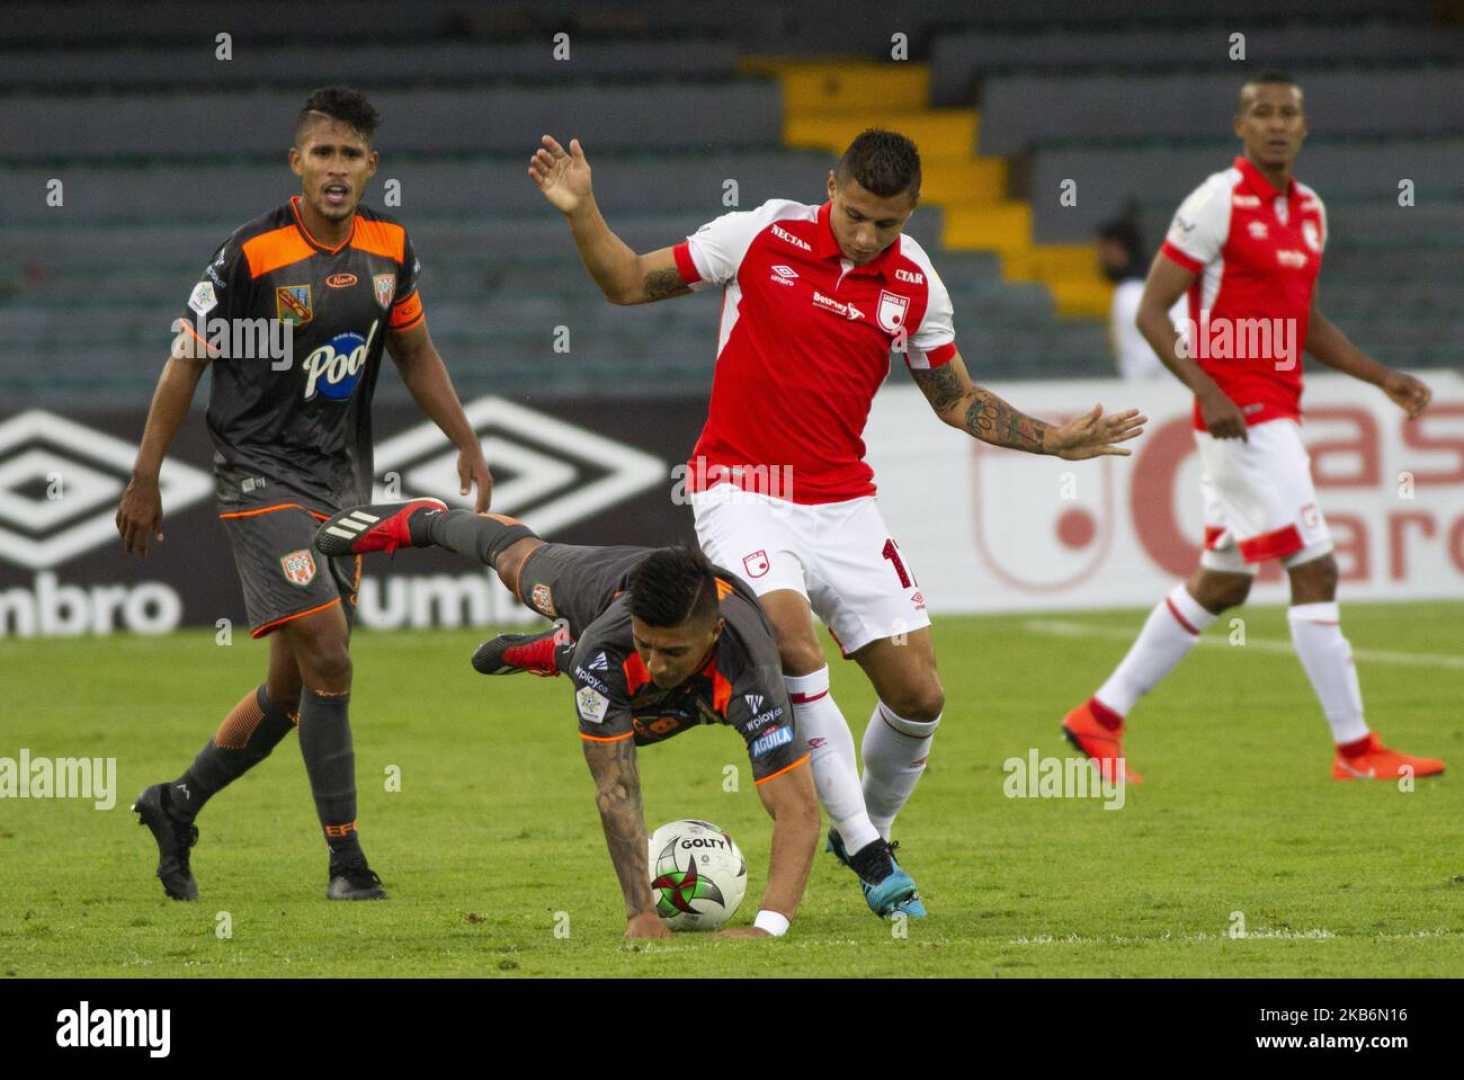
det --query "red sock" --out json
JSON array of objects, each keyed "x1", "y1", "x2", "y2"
[{"x1": 1088, "y1": 696, "x2": 1125, "y2": 732}]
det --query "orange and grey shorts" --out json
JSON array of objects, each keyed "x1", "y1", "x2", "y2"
[{"x1": 218, "y1": 502, "x2": 361, "y2": 638}]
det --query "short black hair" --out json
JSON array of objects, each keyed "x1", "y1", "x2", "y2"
[
  {"x1": 295, "y1": 86, "x2": 380, "y2": 145},
  {"x1": 1095, "y1": 215, "x2": 1144, "y2": 266},
  {"x1": 628, "y1": 547, "x2": 719, "y2": 628},
  {"x1": 1238, "y1": 70, "x2": 1301, "y2": 113},
  {"x1": 835, "y1": 129, "x2": 921, "y2": 200}
]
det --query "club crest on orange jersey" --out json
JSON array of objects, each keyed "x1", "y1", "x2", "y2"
[
  {"x1": 876, "y1": 289, "x2": 909, "y2": 334},
  {"x1": 280, "y1": 548, "x2": 317, "y2": 586},
  {"x1": 276, "y1": 285, "x2": 312, "y2": 325},
  {"x1": 373, "y1": 273, "x2": 396, "y2": 309}
]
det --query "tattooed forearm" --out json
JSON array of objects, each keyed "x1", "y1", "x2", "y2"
[
  {"x1": 583, "y1": 737, "x2": 655, "y2": 916},
  {"x1": 963, "y1": 389, "x2": 1051, "y2": 454},
  {"x1": 642, "y1": 267, "x2": 692, "y2": 303},
  {"x1": 910, "y1": 363, "x2": 967, "y2": 414}
]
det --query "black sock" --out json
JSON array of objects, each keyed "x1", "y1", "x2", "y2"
[
  {"x1": 296, "y1": 686, "x2": 362, "y2": 863},
  {"x1": 424, "y1": 508, "x2": 537, "y2": 566},
  {"x1": 171, "y1": 685, "x2": 297, "y2": 821}
]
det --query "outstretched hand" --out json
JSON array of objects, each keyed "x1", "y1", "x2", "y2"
[
  {"x1": 528, "y1": 135, "x2": 593, "y2": 215},
  {"x1": 1047, "y1": 404, "x2": 1147, "y2": 460}
]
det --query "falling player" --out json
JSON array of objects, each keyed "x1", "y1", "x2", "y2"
[
  {"x1": 116, "y1": 87, "x2": 494, "y2": 900},
  {"x1": 313, "y1": 499, "x2": 820, "y2": 939},
  {"x1": 529, "y1": 128, "x2": 1145, "y2": 917},
  {"x1": 1062, "y1": 71, "x2": 1443, "y2": 782}
]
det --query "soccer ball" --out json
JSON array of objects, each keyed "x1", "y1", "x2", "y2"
[{"x1": 647, "y1": 819, "x2": 748, "y2": 931}]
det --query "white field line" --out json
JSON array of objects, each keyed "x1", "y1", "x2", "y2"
[{"x1": 1023, "y1": 619, "x2": 1464, "y2": 671}]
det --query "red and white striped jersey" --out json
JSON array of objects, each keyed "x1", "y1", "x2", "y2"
[
  {"x1": 1160, "y1": 155, "x2": 1327, "y2": 431},
  {"x1": 672, "y1": 199, "x2": 957, "y2": 504}
]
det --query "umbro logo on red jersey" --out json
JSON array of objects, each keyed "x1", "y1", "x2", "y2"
[{"x1": 769, "y1": 265, "x2": 798, "y2": 286}]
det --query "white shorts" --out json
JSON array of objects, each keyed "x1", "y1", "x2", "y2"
[
  {"x1": 1196, "y1": 418, "x2": 1334, "y2": 575},
  {"x1": 690, "y1": 488, "x2": 931, "y2": 656}
]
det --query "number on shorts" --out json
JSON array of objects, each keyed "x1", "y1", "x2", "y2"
[{"x1": 881, "y1": 538, "x2": 916, "y2": 589}]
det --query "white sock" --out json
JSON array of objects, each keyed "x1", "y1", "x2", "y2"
[
  {"x1": 1287, "y1": 602, "x2": 1369, "y2": 745},
  {"x1": 1095, "y1": 584, "x2": 1219, "y2": 716},
  {"x1": 785, "y1": 667, "x2": 879, "y2": 853},
  {"x1": 861, "y1": 703, "x2": 939, "y2": 840}
]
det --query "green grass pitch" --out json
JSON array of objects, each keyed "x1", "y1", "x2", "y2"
[{"x1": 3, "y1": 601, "x2": 1461, "y2": 978}]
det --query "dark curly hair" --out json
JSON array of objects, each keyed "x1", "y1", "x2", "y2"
[
  {"x1": 295, "y1": 86, "x2": 380, "y2": 145},
  {"x1": 628, "y1": 547, "x2": 720, "y2": 628},
  {"x1": 835, "y1": 128, "x2": 921, "y2": 200}
]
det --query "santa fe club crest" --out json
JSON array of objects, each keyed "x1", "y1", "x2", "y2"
[
  {"x1": 742, "y1": 549, "x2": 770, "y2": 578},
  {"x1": 876, "y1": 289, "x2": 909, "y2": 334},
  {"x1": 280, "y1": 548, "x2": 317, "y2": 587}
]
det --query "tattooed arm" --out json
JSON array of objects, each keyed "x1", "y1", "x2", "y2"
[
  {"x1": 528, "y1": 134, "x2": 692, "y2": 305},
  {"x1": 582, "y1": 736, "x2": 670, "y2": 939},
  {"x1": 909, "y1": 350, "x2": 1147, "y2": 460}
]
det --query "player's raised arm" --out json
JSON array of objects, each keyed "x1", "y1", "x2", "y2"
[
  {"x1": 529, "y1": 134, "x2": 691, "y2": 306},
  {"x1": 1304, "y1": 298, "x2": 1431, "y2": 419},
  {"x1": 909, "y1": 348, "x2": 1146, "y2": 459},
  {"x1": 581, "y1": 735, "x2": 670, "y2": 939}
]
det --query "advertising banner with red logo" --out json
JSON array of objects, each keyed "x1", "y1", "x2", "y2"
[{"x1": 864, "y1": 372, "x2": 1464, "y2": 612}]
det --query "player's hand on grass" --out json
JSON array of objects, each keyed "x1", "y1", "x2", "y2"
[
  {"x1": 116, "y1": 475, "x2": 164, "y2": 556},
  {"x1": 713, "y1": 927, "x2": 773, "y2": 940},
  {"x1": 1382, "y1": 371, "x2": 1431, "y2": 420},
  {"x1": 529, "y1": 135, "x2": 593, "y2": 215},
  {"x1": 1046, "y1": 404, "x2": 1148, "y2": 459},
  {"x1": 625, "y1": 911, "x2": 673, "y2": 939},
  {"x1": 458, "y1": 449, "x2": 494, "y2": 512},
  {"x1": 1198, "y1": 388, "x2": 1249, "y2": 441}
]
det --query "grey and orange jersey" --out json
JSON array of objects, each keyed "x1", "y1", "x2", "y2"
[
  {"x1": 551, "y1": 552, "x2": 807, "y2": 786},
  {"x1": 177, "y1": 196, "x2": 423, "y2": 513}
]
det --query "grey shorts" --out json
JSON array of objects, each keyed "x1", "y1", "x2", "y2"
[
  {"x1": 219, "y1": 503, "x2": 360, "y2": 638},
  {"x1": 514, "y1": 542, "x2": 653, "y2": 640}
]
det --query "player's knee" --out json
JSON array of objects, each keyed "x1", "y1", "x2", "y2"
[
  {"x1": 297, "y1": 640, "x2": 352, "y2": 687},
  {"x1": 775, "y1": 633, "x2": 825, "y2": 676},
  {"x1": 884, "y1": 679, "x2": 944, "y2": 723},
  {"x1": 1291, "y1": 553, "x2": 1338, "y2": 597},
  {"x1": 1194, "y1": 574, "x2": 1250, "y2": 612}
]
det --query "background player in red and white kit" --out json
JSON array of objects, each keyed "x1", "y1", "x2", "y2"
[
  {"x1": 1062, "y1": 71, "x2": 1443, "y2": 782},
  {"x1": 531, "y1": 129, "x2": 1145, "y2": 917},
  {"x1": 116, "y1": 88, "x2": 494, "y2": 901}
]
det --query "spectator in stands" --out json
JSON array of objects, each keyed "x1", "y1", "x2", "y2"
[{"x1": 1096, "y1": 215, "x2": 1176, "y2": 381}]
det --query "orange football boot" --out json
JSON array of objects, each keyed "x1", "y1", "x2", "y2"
[
  {"x1": 1332, "y1": 734, "x2": 1444, "y2": 781},
  {"x1": 1062, "y1": 697, "x2": 1143, "y2": 785}
]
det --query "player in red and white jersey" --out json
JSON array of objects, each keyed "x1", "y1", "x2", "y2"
[
  {"x1": 1063, "y1": 71, "x2": 1443, "y2": 782},
  {"x1": 531, "y1": 129, "x2": 1144, "y2": 917}
]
